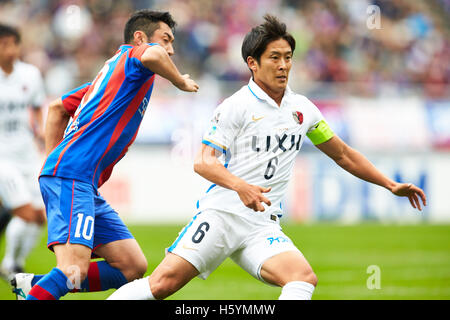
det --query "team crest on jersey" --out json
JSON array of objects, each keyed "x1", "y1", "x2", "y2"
[
  {"x1": 292, "y1": 111, "x2": 303, "y2": 125},
  {"x1": 64, "y1": 118, "x2": 79, "y2": 137}
]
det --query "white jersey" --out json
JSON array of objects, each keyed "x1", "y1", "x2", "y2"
[
  {"x1": 198, "y1": 78, "x2": 328, "y2": 221},
  {"x1": 0, "y1": 60, "x2": 45, "y2": 169}
]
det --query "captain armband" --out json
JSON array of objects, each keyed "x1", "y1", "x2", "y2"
[{"x1": 306, "y1": 120, "x2": 334, "y2": 145}]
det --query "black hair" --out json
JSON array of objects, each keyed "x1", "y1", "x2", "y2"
[
  {"x1": 124, "y1": 10, "x2": 176, "y2": 44},
  {"x1": 0, "y1": 24, "x2": 20, "y2": 43},
  {"x1": 241, "y1": 14, "x2": 295, "y2": 64}
]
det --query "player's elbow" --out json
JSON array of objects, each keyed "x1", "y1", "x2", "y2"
[
  {"x1": 193, "y1": 151, "x2": 209, "y2": 175},
  {"x1": 193, "y1": 159, "x2": 206, "y2": 176},
  {"x1": 194, "y1": 155, "x2": 217, "y2": 176}
]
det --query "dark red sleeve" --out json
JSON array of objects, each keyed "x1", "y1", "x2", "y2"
[{"x1": 61, "y1": 82, "x2": 91, "y2": 117}]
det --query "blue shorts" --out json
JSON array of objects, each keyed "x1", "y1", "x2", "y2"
[{"x1": 39, "y1": 176, "x2": 133, "y2": 252}]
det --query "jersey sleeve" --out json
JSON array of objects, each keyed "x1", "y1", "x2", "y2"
[
  {"x1": 303, "y1": 97, "x2": 335, "y2": 145},
  {"x1": 128, "y1": 43, "x2": 158, "y2": 76},
  {"x1": 61, "y1": 82, "x2": 91, "y2": 117},
  {"x1": 202, "y1": 100, "x2": 241, "y2": 154}
]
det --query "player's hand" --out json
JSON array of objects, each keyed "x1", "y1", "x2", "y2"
[
  {"x1": 235, "y1": 183, "x2": 272, "y2": 212},
  {"x1": 175, "y1": 74, "x2": 199, "y2": 92},
  {"x1": 391, "y1": 182, "x2": 427, "y2": 211}
]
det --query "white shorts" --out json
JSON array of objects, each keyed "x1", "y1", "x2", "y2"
[
  {"x1": 167, "y1": 209, "x2": 301, "y2": 284},
  {"x1": 0, "y1": 160, "x2": 43, "y2": 210}
]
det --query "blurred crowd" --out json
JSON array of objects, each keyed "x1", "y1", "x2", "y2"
[{"x1": 0, "y1": 0, "x2": 448, "y2": 99}]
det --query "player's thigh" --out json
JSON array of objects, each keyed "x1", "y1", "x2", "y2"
[
  {"x1": 231, "y1": 225, "x2": 305, "y2": 287},
  {"x1": 167, "y1": 210, "x2": 236, "y2": 280}
]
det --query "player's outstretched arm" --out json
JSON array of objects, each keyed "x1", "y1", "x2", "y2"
[
  {"x1": 140, "y1": 45, "x2": 199, "y2": 92},
  {"x1": 44, "y1": 98, "x2": 71, "y2": 155},
  {"x1": 315, "y1": 135, "x2": 427, "y2": 211},
  {"x1": 194, "y1": 144, "x2": 271, "y2": 212}
]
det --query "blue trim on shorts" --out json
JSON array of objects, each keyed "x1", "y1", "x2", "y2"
[{"x1": 168, "y1": 212, "x2": 201, "y2": 252}]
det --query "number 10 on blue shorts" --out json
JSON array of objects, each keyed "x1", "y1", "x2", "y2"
[{"x1": 39, "y1": 176, "x2": 133, "y2": 251}]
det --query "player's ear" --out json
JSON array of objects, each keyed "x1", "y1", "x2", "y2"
[
  {"x1": 247, "y1": 56, "x2": 258, "y2": 73},
  {"x1": 132, "y1": 31, "x2": 148, "y2": 46}
]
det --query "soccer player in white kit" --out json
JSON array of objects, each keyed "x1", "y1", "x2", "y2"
[
  {"x1": 108, "y1": 15, "x2": 427, "y2": 300},
  {"x1": 0, "y1": 24, "x2": 46, "y2": 279}
]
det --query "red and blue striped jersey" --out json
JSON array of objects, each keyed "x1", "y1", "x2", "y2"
[{"x1": 40, "y1": 44, "x2": 157, "y2": 188}]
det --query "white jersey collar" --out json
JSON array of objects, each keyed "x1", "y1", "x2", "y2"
[{"x1": 247, "y1": 77, "x2": 292, "y2": 108}]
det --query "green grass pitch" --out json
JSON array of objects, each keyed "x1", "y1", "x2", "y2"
[{"x1": 1, "y1": 223, "x2": 449, "y2": 300}]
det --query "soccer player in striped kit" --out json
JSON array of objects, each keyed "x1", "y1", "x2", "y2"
[
  {"x1": 12, "y1": 10, "x2": 199, "y2": 300},
  {"x1": 108, "y1": 15, "x2": 426, "y2": 300}
]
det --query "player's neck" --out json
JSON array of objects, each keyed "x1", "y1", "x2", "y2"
[
  {"x1": 272, "y1": 92, "x2": 284, "y2": 106},
  {"x1": 253, "y1": 78, "x2": 284, "y2": 107},
  {"x1": 0, "y1": 61, "x2": 14, "y2": 75}
]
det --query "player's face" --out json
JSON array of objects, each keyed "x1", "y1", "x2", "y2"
[
  {"x1": 251, "y1": 38, "x2": 292, "y2": 95},
  {"x1": 149, "y1": 22, "x2": 175, "y2": 56},
  {"x1": 0, "y1": 36, "x2": 20, "y2": 66}
]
